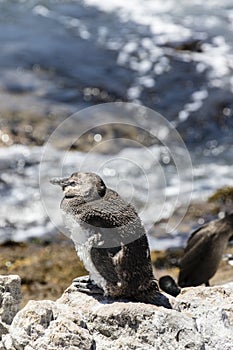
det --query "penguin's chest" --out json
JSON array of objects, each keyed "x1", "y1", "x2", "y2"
[{"x1": 63, "y1": 212, "x2": 107, "y2": 290}]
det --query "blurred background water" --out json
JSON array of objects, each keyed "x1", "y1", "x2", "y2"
[{"x1": 0, "y1": 0, "x2": 233, "y2": 248}]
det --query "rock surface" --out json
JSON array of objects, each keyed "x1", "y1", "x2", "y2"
[
  {"x1": 1, "y1": 277, "x2": 233, "y2": 350},
  {"x1": 0, "y1": 275, "x2": 21, "y2": 340}
]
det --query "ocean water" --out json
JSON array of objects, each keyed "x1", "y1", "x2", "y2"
[
  {"x1": 0, "y1": 0, "x2": 233, "y2": 248},
  {"x1": 0, "y1": 137, "x2": 233, "y2": 249}
]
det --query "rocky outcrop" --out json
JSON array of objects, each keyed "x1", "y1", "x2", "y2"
[
  {"x1": 0, "y1": 275, "x2": 21, "y2": 341},
  {"x1": 0, "y1": 276, "x2": 233, "y2": 350}
]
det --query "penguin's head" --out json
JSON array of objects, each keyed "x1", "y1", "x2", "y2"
[{"x1": 50, "y1": 172, "x2": 106, "y2": 202}]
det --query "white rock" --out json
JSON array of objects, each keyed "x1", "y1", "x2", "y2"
[
  {"x1": 174, "y1": 283, "x2": 233, "y2": 350},
  {"x1": 0, "y1": 275, "x2": 21, "y2": 340},
  {"x1": 1, "y1": 280, "x2": 233, "y2": 350}
]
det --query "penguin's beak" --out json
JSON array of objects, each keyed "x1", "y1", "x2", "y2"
[{"x1": 50, "y1": 177, "x2": 70, "y2": 187}]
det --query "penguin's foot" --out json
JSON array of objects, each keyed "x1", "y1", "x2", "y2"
[
  {"x1": 73, "y1": 275, "x2": 90, "y2": 284},
  {"x1": 73, "y1": 275, "x2": 104, "y2": 295}
]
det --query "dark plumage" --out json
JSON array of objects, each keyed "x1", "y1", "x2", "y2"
[
  {"x1": 178, "y1": 214, "x2": 233, "y2": 287},
  {"x1": 159, "y1": 275, "x2": 180, "y2": 297},
  {"x1": 51, "y1": 172, "x2": 170, "y2": 307}
]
